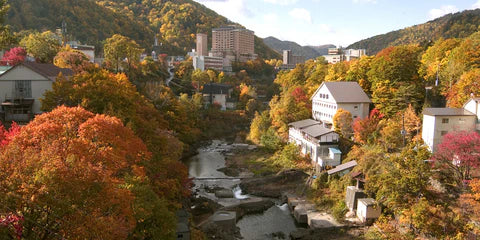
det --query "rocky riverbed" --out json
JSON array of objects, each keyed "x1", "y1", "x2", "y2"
[{"x1": 187, "y1": 140, "x2": 366, "y2": 240}]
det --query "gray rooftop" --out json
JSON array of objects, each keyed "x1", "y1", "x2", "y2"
[
  {"x1": 358, "y1": 198, "x2": 377, "y2": 206},
  {"x1": 423, "y1": 108, "x2": 475, "y2": 116},
  {"x1": 327, "y1": 160, "x2": 357, "y2": 175},
  {"x1": 288, "y1": 119, "x2": 320, "y2": 129},
  {"x1": 324, "y1": 82, "x2": 371, "y2": 103},
  {"x1": 176, "y1": 223, "x2": 189, "y2": 233},
  {"x1": 302, "y1": 124, "x2": 334, "y2": 138}
]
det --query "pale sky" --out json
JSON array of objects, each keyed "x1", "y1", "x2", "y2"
[{"x1": 193, "y1": 0, "x2": 480, "y2": 47}]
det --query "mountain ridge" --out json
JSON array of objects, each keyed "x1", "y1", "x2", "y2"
[
  {"x1": 263, "y1": 36, "x2": 335, "y2": 60},
  {"x1": 347, "y1": 8, "x2": 480, "y2": 54}
]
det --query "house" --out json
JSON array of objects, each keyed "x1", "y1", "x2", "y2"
[
  {"x1": 422, "y1": 108, "x2": 477, "y2": 152},
  {"x1": 288, "y1": 119, "x2": 341, "y2": 169},
  {"x1": 311, "y1": 82, "x2": 371, "y2": 128},
  {"x1": 202, "y1": 83, "x2": 234, "y2": 110},
  {"x1": 356, "y1": 198, "x2": 381, "y2": 224},
  {"x1": 0, "y1": 62, "x2": 73, "y2": 122}
]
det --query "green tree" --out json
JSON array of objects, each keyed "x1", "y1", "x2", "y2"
[
  {"x1": 249, "y1": 111, "x2": 271, "y2": 144},
  {"x1": 54, "y1": 45, "x2": 91, "y2": 73},
  {"x1": 368, "y1": 45, "x2": 424, "y2": 117},
  {"x1": 333, "y1": 108, "x2": 353, "y2": 138},
  {"x1": 346, "y1": 56, "x2": 373, "y2": 95},
  {"x1": 104, "y1": 34, "x2": 143, "y2": 72},
  {"x1": 20, "y1": 31, "x2": 61, "y2": 63}
]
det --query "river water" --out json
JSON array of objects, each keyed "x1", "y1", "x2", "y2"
[{"x1": 187, "y1": 141, "x2": 299, "y2": 239}]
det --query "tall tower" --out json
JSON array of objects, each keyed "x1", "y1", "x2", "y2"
[
  {"x1": 283, "y1": 50, "x2": 292, "y2": 65},
  {"x1": 196, "y1": 33, "x2": 208, "y2": 56}
]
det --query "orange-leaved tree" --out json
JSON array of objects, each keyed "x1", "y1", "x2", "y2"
[{"x1": 0, "y1": 106, "x2": 154, "y2": 239}]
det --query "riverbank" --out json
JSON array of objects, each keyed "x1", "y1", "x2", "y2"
[{"x1": 188, "y1": 141, "x2": 367, "y2": 239}]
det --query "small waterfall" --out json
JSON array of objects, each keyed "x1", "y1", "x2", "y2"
[{"x1": 233, "y1": 185, "x2": 249, "y2": 200}]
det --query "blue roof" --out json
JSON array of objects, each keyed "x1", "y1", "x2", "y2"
[{"x1": 329, "y1": 147, "x2": 341, "y2": 154}]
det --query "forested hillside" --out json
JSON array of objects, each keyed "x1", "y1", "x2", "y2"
[
  {"x1": 263, "y1": 36, "x2": 335, "y2": 59},
  {"x1": 348, "y1": 8, "x2": 480, "y2": 54},
  {"x1": 6, "y1": 0, "x2": 280, "y2": 58}
]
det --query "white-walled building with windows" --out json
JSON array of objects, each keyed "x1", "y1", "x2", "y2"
[
  {"x1": 311, "y1": 82, "x2": 371, "y2": 127},
  {"x1": 288, "y1": 119, "x2": 341, "y2": 169},
  {"x1": 422, "y1": 103, "x2": 480, "y2": 152}
]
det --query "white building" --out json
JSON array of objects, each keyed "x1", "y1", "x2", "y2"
[
  {"x1": 67, "y1": 41, "x2": 95, "y2": 63},
  {"x1": 311, "y1": 82, "x2": 371, "y2": 127},
  {"x1": 422, "y1": 107, "x2": 477, "y2": 152},
  {"x1": 323, "y1": 48, "x2": 366, "y2": 64},
  {"x1": 288, "y1": 119, "x2": 341, "y2": 169},
  {"x1": 193, "y1": 55, "x2": 224, "y2": 72},
  {"x1": 202, "y1": 83, "x2": 234, "y2": 110},
  {"x1": 0, "y1": 62, "x2": 73, "y2": 122},
  {"x1": 356, "y1": 198, "x2": 381, "y2": 224}
]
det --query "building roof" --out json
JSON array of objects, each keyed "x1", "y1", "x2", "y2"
[
  {"x1": 311, "y1": 81, "x2": 371, "y2": 103},
  {"x1": 202, "y1": 83, "x2": 232, "y2": 95},
  {"x1": 176, "y1": 223, "x2": 189, "y2": 233},
  {"x1": 324, "y1": 82, "x2": 371, "y2": 103},
  {"x1": 358, "y1": 198, "x2": 377, "y2": 206},
  {"x1": 423, "y1": 108, "x2": 475, "y2": 116},
  {"x1": 302, "y1": 124, "x2": 334, "y2": 138},
  {"x1": 288, "y1": 119, "x2": 320, "y2": 129},
  {"x1": 0, "y1": 62, "x2": 74, "y2": 81},
  {"x1": 327, "y1": 160, "x2": 357, "y2": 175},
  {"x1": 329, "y1": 147, "x2": 342, "y2": 154}
]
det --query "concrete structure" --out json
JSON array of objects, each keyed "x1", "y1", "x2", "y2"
[
  {"x1": 67, "y1": 41, "x2": 95, "y2": 62},
  {"x1": 282, "y1": 50, "x2": 305, "y2": 69},
  {"x1": 356, "y1": 198, "x2": 381, "y2": 224},
  {"x1": 193, "y1": 55, "x2": 224, "y2": 72},
  {"x1": 288, "y1": 119, "x2": 341, "y2": 168},
  {"x1": 211, "y1": 26, "x2": 256, "y2": 62},
  {"x1": 422, "y1": 108, "x2": 477, "y2": 152},
  {"x1": 0, "y1": 62, "x2": 73, "y2": 123},
  {"x1": 196, "y1": 33, "x2": 208, "y2": 57},
  {"x1": 345, "y1": 186, "x2": 367, "y2": 211},
  {"x1": 210, "y1": 211, "x2": 236, "y2": 232},
  {"x1": 293, "y1": 203, "x2": 315, "y2": 224},
  {"x1": 344, "y1": 49, "x2": 366, "y2": 61},
  {"x1": 202, "y1": 83, "x2": 234, "y2": 110},
  {"x1": 323, "y1": 54, "x2": 344, "y2": 64},
  {"x1": 176, "y1": 209, "x2": 191, "y2": 240},
  {"x1": 323, "y1": 48, "x2": 366, "y2": 64},
  {"x1": 311, "y1": 82, "x2": 371, "y2": 126}
]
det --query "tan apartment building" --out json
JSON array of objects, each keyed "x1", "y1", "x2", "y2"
[
  {"x1": 211, "y1": 26, "x2": 256, "y2": 62},
  {"x1": 196, "y1": 33, "x2": 208, "y2": 57}
]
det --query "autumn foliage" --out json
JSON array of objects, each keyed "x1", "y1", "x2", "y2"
[
  {"x1": 433, "y1": 131, "x2": 480, "y2": 183},
  {"x1": 1, "y1": 47, "x2": 26, "y2": 66},
  {"x1": 0, "y1": 106, "x2": 153, "y2": 239}
]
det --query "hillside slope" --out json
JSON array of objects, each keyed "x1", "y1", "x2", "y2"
[
  {"x1": 263, "y1": 36, "x2": 334, "y2": 60},
  {"x1": 7, "y1": 0, "x2": 280, "y2": 59},
  {"x1": 348, "y1": 8, "x2": 480, "y2": 54}
]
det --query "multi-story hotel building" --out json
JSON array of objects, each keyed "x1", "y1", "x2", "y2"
[{"x1": 211, "y1": 26, "x2": 256, "y2": 62}]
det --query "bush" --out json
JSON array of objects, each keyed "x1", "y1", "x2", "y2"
[{"x1": 332, "y1": 200, "x2": 348, "y2": 222}]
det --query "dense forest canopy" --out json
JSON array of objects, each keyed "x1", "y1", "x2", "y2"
[
  {"x1": 6, "y1": 0, "x2": 280, "y2": 58},
  {"x1": 348, "y1": 8, "x2": 480, "y2": 55}
]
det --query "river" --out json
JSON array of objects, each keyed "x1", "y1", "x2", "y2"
[{"x1": 187, "y1": 141, "x2": 299, "y2": 239}]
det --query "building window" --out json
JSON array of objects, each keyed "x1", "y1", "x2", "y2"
[
  {"x1": 441, "y1": 131, "x2": 448, "y2": 136},
  {"x1": 354, "y1": 106, "x2": 358, "y2": 109},
  {"x1": 15, "y1": 80, "x2": 32, "y2": 98},
  {"x1": 354, "y1": 115, "x2": 358, "y2": 118},
  {"x1": 442, "y1": 118, "x2": 449, "y2": 124}
]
